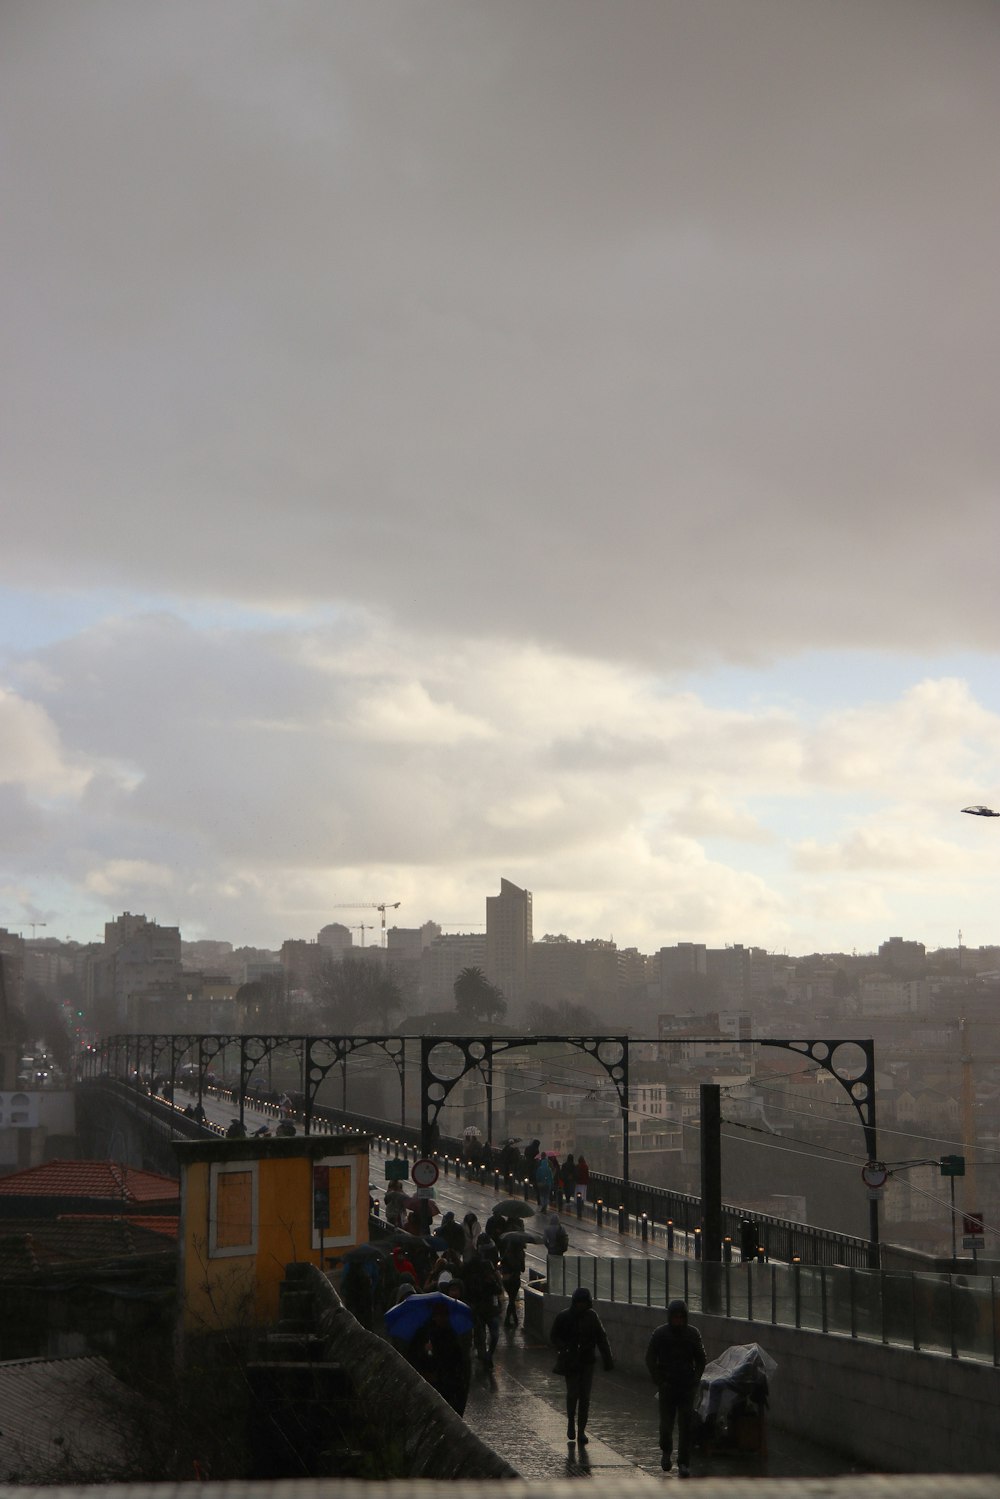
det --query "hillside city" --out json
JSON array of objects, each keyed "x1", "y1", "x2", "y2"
[{"x1": 2, "y1": 876, "x2": 997, "y2": 1260}]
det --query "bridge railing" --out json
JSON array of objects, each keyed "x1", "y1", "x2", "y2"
[
  {"x1": 250, "y1": 1094, "x2": 870, "y2": 1267},
  {"x1": 548, "y1": 1254, "x2": 1000, "y2": 1366}
]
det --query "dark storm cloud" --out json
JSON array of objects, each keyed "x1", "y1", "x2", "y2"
[{"x1": 2, "y1": 0, "x2": 998, "y2": 665}]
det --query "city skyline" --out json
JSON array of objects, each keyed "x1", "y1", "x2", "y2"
[{"x1": 2, "y1": 2, "x2": 999, "y2": 956}]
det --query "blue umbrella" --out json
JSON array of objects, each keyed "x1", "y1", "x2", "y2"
[{"x1": 384, "y1": 1291, "x2": 474, "y2": 1341}]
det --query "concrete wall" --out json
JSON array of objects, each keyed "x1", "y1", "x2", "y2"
[{"x1": 531, "y1": 1289, "x2": 1000, "y2": 1474}]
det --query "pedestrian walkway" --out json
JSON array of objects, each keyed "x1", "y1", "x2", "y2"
[{"x1": 462, "y1": 1308, "x2": 866, "y2": 1482}]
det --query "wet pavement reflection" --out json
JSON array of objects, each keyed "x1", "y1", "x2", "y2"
[{"x1": 463, "y1": 1302, "x2": 865, "y2": 1482}]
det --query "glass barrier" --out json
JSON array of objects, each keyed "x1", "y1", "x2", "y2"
[{"x1": 544, "y1": 1254, "x2": 999, "y2": 1366}]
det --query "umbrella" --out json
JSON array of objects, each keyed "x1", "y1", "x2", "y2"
[
  {"x1": 500, "y1": 1229, "x2": 544, "y2": 1246},
  {"x1": 496, "y1": 1199, "x2": 535, "y2": 1218},
  {"x1": 462, "y1": 1125, "x2": 483, "y2": 1139},
  {"x1": 341, "y1": 1243, "x2": 388, "y2": 1262},
  {"x1": 384, "y1": 1291, "x2": 475, "y2": 1341}
]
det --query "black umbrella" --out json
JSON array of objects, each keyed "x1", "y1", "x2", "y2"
[
  {"x1": 496, "y1": 1198, "x2": 535, "y2": 1218},
  {"x1": 500, "y1": 1229, "x2": 543, "y2": 1246}
]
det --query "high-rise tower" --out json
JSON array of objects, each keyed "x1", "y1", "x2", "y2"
[{"x1": 485, "y1": 878, "x2": 533, "y2": 1017}]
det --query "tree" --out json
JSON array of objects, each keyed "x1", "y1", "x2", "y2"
[
  {"x1": 528, "y1": 998, "x2": 605, "y2": 1034},
  {"x1": 313, "y1": 956, "x2": 403, "y2": 1032},
  {"x1": 453, "y1": 967, "x2": 507, "y2": 1026}
]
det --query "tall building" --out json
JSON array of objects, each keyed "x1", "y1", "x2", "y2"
[
  {"x1": 528, "y1": 937, "x2": 620, "y2": 1013},
  {"x1": 485, "y1": 878, "x2": 532, "y2": 1015},
  {"x1": 87, "y1": 913, "x2": 183, "y2": 1030}
]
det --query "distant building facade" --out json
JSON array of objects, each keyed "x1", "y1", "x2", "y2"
[{"x1": 485, "y1": 878, "x2": 532, "y2": 1015}]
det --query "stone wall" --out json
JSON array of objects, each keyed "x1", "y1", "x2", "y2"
[
  {"x1": 531, "y1": 1287, "x2": 1000, "y2": 1474},
  {"x1": 298, "y1": 1263, "x2": 517, "y2": 1480}
]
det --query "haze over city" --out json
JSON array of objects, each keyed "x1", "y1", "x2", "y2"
[{"x1": 2, "y1": 0, "x2": 999, "y2": 957}]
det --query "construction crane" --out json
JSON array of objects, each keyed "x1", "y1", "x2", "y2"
[
  {"x1": 349, "y1": 924, "x2": 375, "y2": 949},
  {"x1": 331, "y1": 902, "x2": 401, "y2": 948}
]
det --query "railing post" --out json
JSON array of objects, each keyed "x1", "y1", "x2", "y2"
[
  {"x1": 850, "y1": 1268, "x2": 857, "y2": 1338},
  {"x1": 666, "y1": 1218, "x2": 674, "y2": 1252},
  {"x1": 723, "y1": 1235, "x2": 732, "y2": 1263},
  {"x1": 912, "y1": 1272, "x2": 921, "y2": 1354},
  {"x1": 747, "y1": 1262, "x2": 753, "y2": 1323},
  {"x1": 793, "y1": 1260, "x2": 801, "y2": 1329},
  {"x1": 880, "y1": 1270, "x2": 888, "y2": 1346},
  {"x1": 596, "y1": 1199, "x2": 604, "y2": 1228},
  {"x1": 618, "y1": 1204, "x2": 626, "y2": 1234},
  {"x1": 694, "y1": 1227, "x2": 702, "y2": 1260},
  {"x1": 641, "y1": 1213, "x2": 649, "y2": 1243},
  {"x1": 821, "y1": 1267, "x2": 829, "y2": 1334}
]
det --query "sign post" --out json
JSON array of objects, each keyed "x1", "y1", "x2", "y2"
[{"x1": 940, "y1": 1155, "x2": 966, "y2": 1268}]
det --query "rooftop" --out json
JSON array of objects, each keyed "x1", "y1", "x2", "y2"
[{"x1": 0, "y1": 1159, "x2": 179, "y2": 1205}]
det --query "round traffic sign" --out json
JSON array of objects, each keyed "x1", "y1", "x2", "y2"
[
  {"x1": 411, "y1": 1157, "x2": 440, "y2": 1188},
  {"x1": 861, "y1": 1161, "x2": 888, "y2": 1189}
]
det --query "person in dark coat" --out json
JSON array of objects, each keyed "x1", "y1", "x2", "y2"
[
  {"x1": 559, "y1": 1154, "x2": 577, "y2": 1208},
  {"x1": 645, "y1": 1298, "x2": 706, "y2": 1477},
  {"x1": 739, "y1": 1218, "x2": 759, "y2": 1263},
  {"x1": 550, "y1": 1286, "x2": 614, "y2": 1445},
  {"x1": 405, "y1": 1300, "x2": 471, "y2": 1415},
  {"x1": 575, "y1": 1154, "x2": 590, "y2": 1202},
  {"x1": 499, "y1": 1236, "x2": 526, "y2": 1326}
]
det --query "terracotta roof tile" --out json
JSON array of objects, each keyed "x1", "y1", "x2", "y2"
[{"x1": 0, "y1": 1160, "x2": 178, "y2": 1204}]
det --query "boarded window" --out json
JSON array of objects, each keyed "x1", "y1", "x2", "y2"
[
  {"x1": 311, "y1": 1158, "x2": 356, "y2": 1249},
  {"x1": 209, "y1": 1163, "x2": 258, "y2": 1257}
]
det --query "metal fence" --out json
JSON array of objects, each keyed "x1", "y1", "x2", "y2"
[{"x1": 548, "y1": 1254, "x2": 1000, "y2": 1366}]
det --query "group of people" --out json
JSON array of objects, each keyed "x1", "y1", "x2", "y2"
[
  {"x1": 502, "y1": 1139, "x2": 590, "y2": 1211},
  {"x1": 551, "y1": 1292, "x2": 707, "y2": 1478},
  {"x1": 339, "y1": 1156, "x2": 713, "y2": 1477}
]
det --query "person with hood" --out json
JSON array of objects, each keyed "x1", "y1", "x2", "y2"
[
  {"x1": 534, "y1": 1153, "x2": 555, "y2": 1211},
  {"x1": 575, "y1": 1154, "x2": 590, "y2": 1202},
  {"x1": 438, "y1": 1210, "x2": 466, "y2": 1257},
  {"x1": 544, "y1": 1213, "x2": 569, "y2": 1256},
  {"x1": 550, "y1": 1286, "x2": 614, "y2": 1445},
  {"x1": 645, "y1": 1299, "x2": 707, "y2": 1478},
  {"x1": 464, "y1": 1238, "x2": 504, "y2": 1368},
  {"x1": 461, "y1": 1211, "x2": 483, "y2": 1263}
]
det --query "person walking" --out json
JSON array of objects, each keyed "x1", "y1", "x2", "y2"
[
  {"x1": 405, "y1": 1299, "x2": 471, "y2": 1415},
  {"x1": 550, "y1": 1286, "x2": 614, "y2": 1445},
  {"x1": 534, "y1": 1153, "x2": 555, "y2": 1211},
  {"x1": 559, "y1": 1154, "x2": 577, "y2": 1209},
  {"x1": 575, "y1": 1154, "x2": 590, "y2": 1203},
  {"x1": 544, "y1": 1213, "x2": 569, "y2": 1256},
  {"x1": 645, "y1": 1298, "x2": 706, "y2": 1478},
  {"x1": 739, "y1": 1218, "x2": 759, "y2": 1263},
  {"x1": 499, "y1": 1236, "x2": 526, "y2": 1326},
  {"x1": 464, "y1": 1237, "x2": 504, "y2": 1368}
]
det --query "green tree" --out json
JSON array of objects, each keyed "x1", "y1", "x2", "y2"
[{"x1": 453, "y1": 966, "x2": 507, "y2": 1025}]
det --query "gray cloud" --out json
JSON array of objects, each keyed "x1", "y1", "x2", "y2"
[{"x1": 2, "y1": 1, "x2": 999, "y2": 666}]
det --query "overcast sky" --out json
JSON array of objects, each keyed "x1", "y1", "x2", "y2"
[{"x1": 2, "y1": 0, "x2": 999, "y2": 956}]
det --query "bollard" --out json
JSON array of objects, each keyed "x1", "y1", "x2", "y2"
[
  {"x1": 596, "y1": 1199, "x2": 604, "y2": 1228},
  {"x1": 723, "y1": 1236, "x2": 733, "y2": 1264},
  {"x1": 576, "y1": 1193, "x2": 583, "y2": 1220},
  {"x1": 641, "y1": 1213, "x2": 649, "y2": 1243},
  {"x1": 666, "y1": 1218, "x2": 674, "y2": 1252},
  {"x1": 694, "y1": 1227, "x2": 702, "y2": 1260},
  {"x1": 618, "y1": 1204, "x2": 626, "y2": 1233},
  {"x1": 757, "y1": 1244, "x2": 766, "y2": 1264}
]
